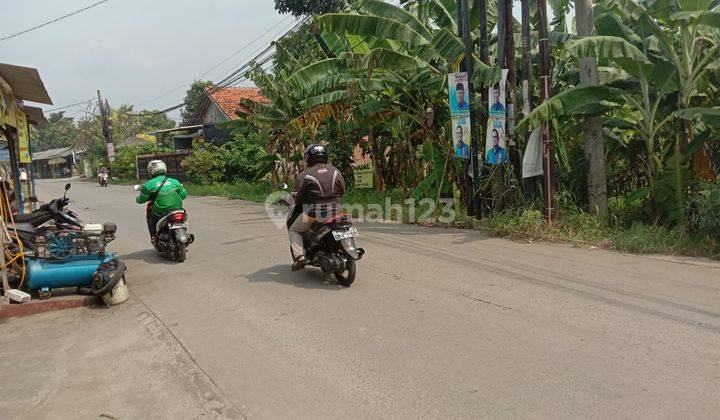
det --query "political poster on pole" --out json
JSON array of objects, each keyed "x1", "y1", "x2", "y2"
[
  {"x1": 448, "y1": 72, "x2": 470, "y2": 117},
  {"x1": 485, "y1": 69, "x2": 509, "y2": 165},
  {"x1": 452, "y1": 116, "x2": 471, "y2": 158}
]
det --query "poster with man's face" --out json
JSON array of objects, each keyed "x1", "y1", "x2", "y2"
[
  {"x1": 452, "y1": 116, "x2": 471, "y2": 159},
  {"x1": 485, "y1": 69, "x2": 509, "y2": 165},
  {"x1": 448, "y1": 72, "x2": 470, "y2": 117},
  {"x1": 488, "y1": 69, "x2": 509, "y2": 118},
  {"x1": 485, "y1": 118, "x2": 508, "y2": 165}
]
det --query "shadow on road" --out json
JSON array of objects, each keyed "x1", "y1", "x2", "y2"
[
  {"x1": 359, "y1": 222, "x2": 491, "y2": 246},
  {"x1": 246, "y1": 264, "x2": 347, "y2": 291},
  {"x1": 121, "y1": 248, "x2": 176, "y2": 265}
]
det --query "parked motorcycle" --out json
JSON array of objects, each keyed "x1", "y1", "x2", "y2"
[
  {"x1": 133, "y1": 184, "x2": 194, "y2": 262},
  {"x1": 3, "y1": 183, "x2": 124, "y2": 298},
  {"x1": 98, "y1": 172, "x2": 108, "y2": 187},
  {"x1": 9, "y1": 183, "x2": 117, "y2": 255},
  {"x1": 279, "y1": 186, "x2": 364, "y2": 286}
]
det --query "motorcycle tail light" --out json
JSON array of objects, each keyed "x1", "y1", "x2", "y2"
[{"x1": 172, "y1": 212, "x2": 186, "y2": 223}]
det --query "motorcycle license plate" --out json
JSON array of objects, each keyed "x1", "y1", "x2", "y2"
[
  {"x1": 332, "y1": 227, "x2": 358, "y2": 241},
  {"x1": 169, "y1": 223, "x2": 188, "y2": 230}
]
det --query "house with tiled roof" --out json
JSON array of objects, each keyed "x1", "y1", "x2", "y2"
[{"x1": 193, "y1": 86, "x2": 269, "y2": 125}]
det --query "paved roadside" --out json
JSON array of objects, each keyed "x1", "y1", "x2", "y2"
[
  {"x1": 0, "y1": 297, "x2": 242, "y2": 419},
  {"x1": 2, "y1": 179, "x2": 720, "y2": 419}
]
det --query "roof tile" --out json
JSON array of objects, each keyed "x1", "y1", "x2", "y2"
[{"x1": 206, "y1": 86, "x2": 269, "y2": 120}]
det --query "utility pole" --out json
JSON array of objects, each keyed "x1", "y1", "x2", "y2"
[
  {"x1": 504, "y1": 0, "x2": 521, "y2": 180},
  {"x1": 478, "y1": 0, "x2": 490, "y2": 217},
  {"x1": 575, "y1": 0, "x2": 608, "y2": 219},
  {"x1": 537, "y1": 0, "x2": 557, "y2": 220},
  {"x1": 96, "y1": 90, "x2": 115, "y2": 172},
  {"x1": 458, "y1": 0, "x2": 481, "y2": 219}
]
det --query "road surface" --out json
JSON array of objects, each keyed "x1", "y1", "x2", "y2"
[{"x1": 6, "y1": 178, "x2": 720, "y2": 419}]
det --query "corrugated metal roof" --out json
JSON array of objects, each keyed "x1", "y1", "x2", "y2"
[
  {"x1": 32, "y1": 146, "x2": 74, "y2": 161},
  {"x1": 23, "y1": 106, "x2": 47, "y2": 124},
  {"x1": 0, "y1": 63, "x2": 52, "y2": 105}
]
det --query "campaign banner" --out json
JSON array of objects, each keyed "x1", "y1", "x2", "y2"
[
  {"x1": 448, "y1": 72, "x2": 470, "y2": 117},
  {"x1": 452, "y1": 116, "x2": 471, "y2": 159},
  {"x1": 485, "y1": 69, "x2": 509, "y2": 165}
]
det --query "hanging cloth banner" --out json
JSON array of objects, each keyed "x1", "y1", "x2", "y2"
[
  {"x1": 17, "y1": 111, "x2": 31, "y2": 163},
  {"x1": 485, "y1": 69, "x2": 509, "y2": 165}
]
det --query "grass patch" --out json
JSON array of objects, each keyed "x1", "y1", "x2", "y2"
[
  {"x1": 185, "y1": 181, "x2": 274, "y2": 203},
  {"x1": 483, "y1": 207, "x2": 715, "y2": 258}
]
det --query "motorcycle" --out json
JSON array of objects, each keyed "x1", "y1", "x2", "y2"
[
  {"x1": 134, "y1": 185, "x2": 194, "y2": 262},
  {"x1": 2, "y1": 183, "x2": 124, "y2": 299},
  {"x1": 98, "y1": 172, "x2": 108, "y2": 187},
  {"x1": 280, "y1": 186, "x2": 364, "y2": 287},
  {"x1": 9, "y1": 183, "x2": 117, "y2": 255}
]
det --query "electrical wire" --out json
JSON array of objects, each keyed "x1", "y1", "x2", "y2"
[
  {"x1": 137, "y1": 15, "x2": 295, "y2": 106},
  {"x1": 45, "y1": 98, "x2": 96, "y2": 113},
  {"x1": 0, "y1": 0, "x2": 112, "y2": 42}
]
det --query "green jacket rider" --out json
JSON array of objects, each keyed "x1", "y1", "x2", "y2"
[{"x1": 136, "y1": 160, "x2": 187, "y2": 240}]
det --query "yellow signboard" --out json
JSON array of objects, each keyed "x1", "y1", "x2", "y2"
[
  {"x1": 17, "y1": 112, "x2": 31, "y2": 163},
  {"x1": 0, "y1": 76, "x2": 16, "y2": 128},
  {"x1": 353, "y1": 162, "x2": 374, "y2": 189}
]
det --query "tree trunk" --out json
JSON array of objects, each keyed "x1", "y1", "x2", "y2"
[{"x1": 575, "y1": 0, "x2": 608, "y2": 220}]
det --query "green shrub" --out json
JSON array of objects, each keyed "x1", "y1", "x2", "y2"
[
  {"x1": 688, "y1": 183, "x2": 720, "y2": 254},
  {"x1": 112, "y1": 145, "x2": 159, "y2": 180},
  {"x1": 182, "y1": 144, "x2": 227, "y2": 185},
  {"x1": 225, "y1": 137, "x2": 265, "y2": 182}
]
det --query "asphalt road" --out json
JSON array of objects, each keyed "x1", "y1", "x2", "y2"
[{"x1": 31, "y1": 179, "x2": 720, "y2": 418}]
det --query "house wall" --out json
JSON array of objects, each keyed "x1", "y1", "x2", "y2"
[{"x1": 201, "y1": 102, "x2": 229, "y2": 125}]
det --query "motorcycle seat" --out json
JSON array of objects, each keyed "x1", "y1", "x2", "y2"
[
  {"x1": 13, "y1": 213, "x2": 35, "y2": 223},
  {"x1": 9, "y1": 223, "x2": 36, "y2": 235},
  {"x1": 324, "y1": 213, "x2": 352, "y2": 226}
]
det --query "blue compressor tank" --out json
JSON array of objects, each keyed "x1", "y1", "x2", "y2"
[{"x1": 26, "y1": 254, "x2": 117, "y2": 291}]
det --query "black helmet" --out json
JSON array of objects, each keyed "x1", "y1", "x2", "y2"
[{"x1": 304, "y1": 143, "x2": 329, "y2": 166}]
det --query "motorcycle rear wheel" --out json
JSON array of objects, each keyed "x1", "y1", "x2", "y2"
[
  {"x1": 175, "y1": 242, "x2": 187, "y2": 263},
  {"x1": 334, "y1": 258, "x2": 356, "y2": 287}
]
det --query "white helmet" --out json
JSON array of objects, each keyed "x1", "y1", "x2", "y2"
[{"x1": 147, "y1": 160, "x2": 167, "y2": 177}]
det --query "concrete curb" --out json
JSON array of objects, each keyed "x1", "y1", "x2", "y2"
[{"x1": 0, "y1": 295, "x2": 100, "y2": 320}]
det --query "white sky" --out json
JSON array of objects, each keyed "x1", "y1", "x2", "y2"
[{"x1": 0, "y1": 0, "x2": 295, "y2": 122}]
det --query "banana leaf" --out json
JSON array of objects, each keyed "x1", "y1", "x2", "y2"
[
  {"x1": 674, "y1": 107, "x2": 720, "y2": 127},
  {"x1": 316, "y1": 14, "x2": 431, "y2": 47},
  {"x1": 565, "y1": 36, "x2": 652, "y2": 77},
  {"x1": 515, "y1": 85, "x2": 626, "y2": 133},
  {"x1": 358, "y1": 0, "x2": 433, "y2": 41},
  {"x1": 653, "y1": 152, "x2": 696, "y2": 224}
]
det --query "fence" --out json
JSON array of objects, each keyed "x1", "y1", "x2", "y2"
[{"x1": 135, "y1": 151, "x2": 191, "y2": 181}]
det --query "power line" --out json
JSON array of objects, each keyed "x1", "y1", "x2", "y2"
[
  {"x1": 45, "y1": 98, "x2": 96, "y2": 113},
  {"x1": 137, "y1": 15, "x2": 295, "y2": 106},
  {"x1": 0, "y1": 0, "x2": 112, "y2": 42},
  {"x1": 144, "y1": 18, "x2": 310, "y2": 118}
]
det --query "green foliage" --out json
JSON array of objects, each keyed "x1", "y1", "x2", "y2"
[
  {"x1": 181, "y1": 134, "x2": 272, "y2": 185},
  {"x1": 181, "y1": 142, "x2": 227, "y2": 185},
  {"x1": 274, "y1": 0, "x2": 345, "y2": 18},
  {"x1": 688, "y1": 183, "x2": 720, "y2": 253},
  {"x1": 112, "y1": 145, "x2": 159, "y2": 180},
  {"x1": 180, "y1": 80, "x2": 213, "y2": 125},
  {"x1": 30, "y1": 112, "x2": 77, "y2": 152},
  {"x1": 225, "y1": 134, "x2": 266, "y2": 182}
]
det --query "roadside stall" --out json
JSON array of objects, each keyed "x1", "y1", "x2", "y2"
[
  {"x1": 0, "y1": 63, "x2": 128, "y2": 311},
  {"x1": 0, "y1": 63, "x2": 53, "y2": 214}
]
